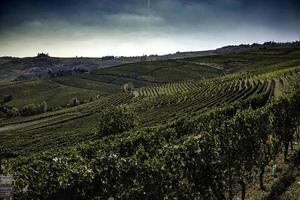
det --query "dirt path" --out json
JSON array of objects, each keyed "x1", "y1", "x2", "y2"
[
  {"x1": 0, "y1": 113, "x2": 79, "y2": 133},
  {"x1": 176, "y1": 60, "x2": 225, "y2": 71},
  {"x1": 0, "y1": 121, "x2": 41, "y2": 133}
]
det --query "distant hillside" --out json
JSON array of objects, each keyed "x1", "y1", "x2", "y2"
[
  {"x1": 0, "y1": 56, "x2": 138, "y2": 83},
  {"x1": 216, "y1": 41, "x2": 300, "y2": 53},
  {"x1": 1, "y1": 42, "x2": 299, "y2": 83},
  {"x1": 0, "y1": 50, "x2": 215, "y2": 83}
]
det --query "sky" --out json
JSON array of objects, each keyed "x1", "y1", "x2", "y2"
[{"x1": 0, "y1": 0, "x2": 300, "y2": 57}]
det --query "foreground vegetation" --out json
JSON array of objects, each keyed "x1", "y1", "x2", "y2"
[{"x1": 0, "y1": 47, "x2": 300, "y2": 199}]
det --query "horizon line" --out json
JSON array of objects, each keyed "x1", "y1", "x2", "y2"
[{"x1": 1, "y1": 40, "x2": 299, "y2": 58}]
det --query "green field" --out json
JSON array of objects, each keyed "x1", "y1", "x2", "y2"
[{"x1": 0, "y1": 47, "x2": 300, "y2": 199}]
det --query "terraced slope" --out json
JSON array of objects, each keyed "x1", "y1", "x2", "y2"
[
  {"x1": 0, "y1": 66, "x2": 299, "y2": 156},
  {"x1": 1, "y1": 67, "x2": 299, "y2": 200},
  {"x1": 0, "y1": 92, "x2": 134, "y2": 154},
  {"x1": 132, "y1": 69, "x2": 299, "y2": 125}
]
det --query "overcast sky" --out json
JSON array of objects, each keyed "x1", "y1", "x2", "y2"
[{"x1": 0, "y1": 0, "x2": 300, "y2": 57}]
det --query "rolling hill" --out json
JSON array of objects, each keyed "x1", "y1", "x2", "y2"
[
  {"x1": 0, "y1": 46, "x2": 300, "y2": 199},
  {"x1": 1, "y1": 47, "x2": 300, "y2": 110},
  {"x1": 0, "y1": 50, "x2": 216, "y2": 83}
]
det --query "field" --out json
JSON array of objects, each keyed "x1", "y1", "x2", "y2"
[{"x1": 0, "y1": 47, "x2": 300, "y2": 199}]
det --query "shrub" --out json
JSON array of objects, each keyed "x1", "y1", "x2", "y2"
[
  {"x1": 69, "y1": 97, "x2": 80, "y2": 107},
  {"x1": 121, "y1": 83, "x2": 134, "y2": 92},
  {"x1": 40, "y1": 101, "x2": 48, "y2": 113},
  {"x1": 98, "y1": 106, "x2": 138, "y2": 137},
  {"x1": 21, "y1": 104, "x2": 38, "y2": 116},
  {"x1": 20, "y1": 101, "x2": 48, "y2": 116},
  {"x1": 7, "y1": 107, "x2": 19, "y2": 117}
]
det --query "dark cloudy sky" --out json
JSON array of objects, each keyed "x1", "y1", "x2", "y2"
[{"x1": 0, "y1": 0, "x2": 300, "y2": 57}]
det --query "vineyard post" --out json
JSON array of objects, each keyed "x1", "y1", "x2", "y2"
[
  {"x1": 290, "y1": 130, "x2": 294, "y2": 150},
  {"x1": 259, "y1": 163, "x2": 266, "y2": 190},
  {"x1": 240, "y1": 178, "x2": 246, "y2": 200},
  {"x1": 0, "y1": 151, "x2": 3, "y2": 175},
  {"x1": 258, "y1": 112, "x2": 270, "y2": 191},
  {"x1": 296, "y1": 126, "x2": 300, "y2": 142},
  {"x1": 225, "y1": 121, "x2": 233, "y2": 200}
]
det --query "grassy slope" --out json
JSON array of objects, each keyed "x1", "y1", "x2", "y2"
[
  {"x1": 0, "y1": 78, "x2": 119, "y2": 108},
  {"x1": 0, "y1": 59, "x2": 222, "y2": 109},
  {"x1": 93, "y1": 60, "x2": 221, "y2": 83},
  {"x1": 183, "y1": 47, "x2": 300, "y2": 73}
]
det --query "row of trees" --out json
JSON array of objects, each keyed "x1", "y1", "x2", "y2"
[
  {"x1": 1, "y1": 95, "x2": 96, "y2": 118},
  {"x1": 0, "y1": 101, "x2": 48, "y2": 117},
  {"x1": 20, "y1": 101, "x2": 48, "y2": 116},
  {"x1": 18, "y1": 97, "x2": 80, "y2": 115}
]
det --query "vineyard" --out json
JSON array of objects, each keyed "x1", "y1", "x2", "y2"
[{"x1": 0, "y1": 47, "x2": 300, "y2": 199}]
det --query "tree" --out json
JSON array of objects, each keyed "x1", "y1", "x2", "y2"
[
  {"x1": 7, "y1": 107, "x2": 19, "y2": 117},
  {"x1": 121, "y1": 83, "x2": 134, "y2": 92},
  {"x1": 21, "y1": 104, "x2": 38, "y2": 116},
  {"x1": 98, "y1": 106, "x2": 138, "y2": 137},
  {"x1": 69, "y1": 97, "x2": 80, "y2": 107},
  {"x1": 40, "y1": 101, "x2": 48, "y2": 113}
]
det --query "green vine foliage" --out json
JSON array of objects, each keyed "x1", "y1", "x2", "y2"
[{"x1": 3, "y1": 78, "x2": 300, "y2": 199}]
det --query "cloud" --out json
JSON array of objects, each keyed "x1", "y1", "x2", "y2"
[
  {"x1": 106, "y1": 13, "x2": 164, "y2": 27},
  {"x1": 0, "y1": 0, "x2": 300, "y2": 57}
]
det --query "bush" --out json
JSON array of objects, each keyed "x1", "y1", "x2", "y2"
[
  {"x1": 20, "y1": 101, "x2": 48, "y2": 116},
  {"x1": 69, "y1": 97, "x2": 80, "y2": 107},
  {"x1": 7, "y1": 107, "x2": 19, "y2": 117},
  {"x1": 121, "y1": 83, "x2": 134, "y2": 92},
  {"x1": 98, "y1": 106, "x2": 138, "y2": 137},
  {"x1": 40, "y1": 101, "x2": 48, "y2": 113},
  {"x1": 21, "y1": 104, "x2": 38, "y2": 116}
]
